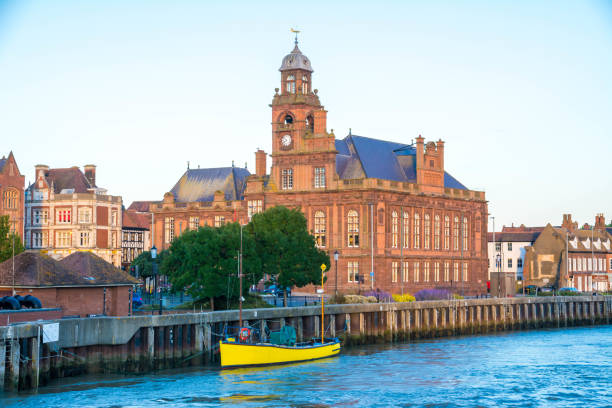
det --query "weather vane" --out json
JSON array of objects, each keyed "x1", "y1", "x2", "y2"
[{"x1": 290, "y1": 28, "x2": 300, "y2": 44}]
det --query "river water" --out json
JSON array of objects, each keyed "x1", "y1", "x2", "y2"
[{"x1": 2, "y1": 325, "x2": 611, "y2": 407}]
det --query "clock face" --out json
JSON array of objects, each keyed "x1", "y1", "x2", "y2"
[{"x1": 281, "y1": 134, "x2": 292, "y2": 147}]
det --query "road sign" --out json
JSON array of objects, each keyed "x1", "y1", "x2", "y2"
[{"x1": 321, "y1": 264, "x2": 327, "y2": 271}]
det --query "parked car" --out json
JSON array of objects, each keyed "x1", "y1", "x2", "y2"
[
  {"x1": 558, "y1": 287, "x2": 578, "y2": 293},
  {"x1": 132, "y1": 294, "x2": 144, "y2": 308},
  {"x1": 264, "y1": 285, "x2": 291, "y2": 297}
]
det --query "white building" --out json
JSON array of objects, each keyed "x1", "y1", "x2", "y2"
[{"x1": 487, "y1": 225, "x2": 542, "y2": 282}]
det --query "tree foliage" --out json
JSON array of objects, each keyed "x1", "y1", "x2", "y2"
[
  {"x1": 0, "y1": 215, "x2": 24, "y2": 263},
  {"x1": 161, "y1": 223, "x2": 262, "y2": 310},
  {"x1": 247, "y1": 206, "x2": 330, "y2": 304},
  {"x1": 130, "y1": 249, "x2": 166, "y2": 278}
]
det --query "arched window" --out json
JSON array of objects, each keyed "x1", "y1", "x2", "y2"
[
  {"x1": 462, "y1": 217, "x2": 469, "y2": 251},
  {"x1": 286, "y1": 75, "x2": 296, "y2": 94},
  {"x1": 434, "y1": 215, "x2": 441, "y2": 250},
  {"x1": 314, "y1": 211, "x2": 326, "y2": 248},
  {"x1": 402, "y1": 212, "x2": 410, "y2": 249},
  {"x1": 284, "y1": 114, "x2": 294, "y2": 125},
  {"x1": 413, "y1": 213, "x2": 420, "y2": 249},
  {"x1": 302, "y1": 75, "x2": 308, "y2": 94},
  {"x1": 453, "y1": 216, "x2": 459, "y2": 251},
  {"x1": 3, "y1": 189, "x2": 18, "y2": 209},
  {"x1": 348, "y1": 210, "x2": 359, "y2": 247},
  {"x1": 391, "y1": 211, "x2": 398, "y2": 248},
  {"x1": 424, "y1": 214, "x2": 431, "y2": 249},
  {"x1": 444, "y1": 216, "x2": 450, "y2": 250},
  {"x1": 306, "y1": 115, "x2": 314, "y2": 132}
]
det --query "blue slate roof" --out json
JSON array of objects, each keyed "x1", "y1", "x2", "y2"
[
  {"x1": 335, "y1": 134, "x2": 467, "y2": 190},
  {"x1": 170, "y1": 167, "x2": 251, "y2": 202},
  {"x1": 0, "y1": 157, "x2": 6, "y2": 173}
]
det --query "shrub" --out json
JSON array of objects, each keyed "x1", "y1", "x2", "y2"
[
  {"x1": 452, "y1": 294, "x2": 464, "y2": 300},
  {"x1": 414, "y1": 288, "x2": 453, "y2": 301},
  {"x1": 343, "y1": 294, "x2": 376, "y2": 304},
  {"x1": 392, "y1": 293, "x2": 416, "y2": 302},
  {"x1": 363, "y1": 290, "x2": 394, "y2": 302}
]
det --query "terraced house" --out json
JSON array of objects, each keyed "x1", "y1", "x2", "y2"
[
  {"x1": 150, "y1": 40, "x2": 488, "y2": 295},
  {"x1": 24, "y1": 164, "x2": 123, "y2": 267}
]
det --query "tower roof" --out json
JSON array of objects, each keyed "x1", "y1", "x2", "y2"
[{"x1": 279, "y1": 40, "x2": 313, "y2": 72}]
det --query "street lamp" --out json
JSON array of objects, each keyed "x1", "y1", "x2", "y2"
[
  {"x1": 151, "y1": 245, "x2": 161, "y2": 314},
  {"x1": 334, "y1": 250, "x2": 339, "y2": 296},
  {"x1": 496, "y1": 253, "x2": 502, "y2": 297}
]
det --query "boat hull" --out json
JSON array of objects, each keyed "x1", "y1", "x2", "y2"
[{"x1": 220, "y1": 339, "x2": 341, "y2": 368}]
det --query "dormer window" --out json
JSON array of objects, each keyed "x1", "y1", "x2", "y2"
[
  {"x1": 302, "y1": 75, "x2": 308, "y2": 94},
  {"x1": 286, "y1": 75, "x2": 295, "y2": 94}
]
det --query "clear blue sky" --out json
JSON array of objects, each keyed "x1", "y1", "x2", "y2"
[{"x1": 1, "y1": 0, "x2": 611, "y2": 230}]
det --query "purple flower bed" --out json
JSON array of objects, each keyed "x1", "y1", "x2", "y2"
[
  {"x1": 414, "y1": 289, "x2": 453, "y2": 301},
  {"x1": 363, "y1": 290, "x2": 394, "y2": 302}
]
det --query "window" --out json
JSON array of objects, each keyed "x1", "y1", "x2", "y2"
[
  {"x1": 306, "y1": 114, "x2": 314, "y2": 131},
  {"x1": 434, "y1": 262, "x2": 440, "y2": 282},
  {"x1": 189, "y1": 217, "x2": 200, "y2": 230},
  {"x1": 79, "y1": 232, "x2": 90, "y2": 247},
  {"x1": 286, "y1": 75, "x2": 295, "y2": 94},
  {"x1": 391, "y1": 261, "x2": 398, "y2": 283},
  {"x1": 517, "y1": 258, "x2": 523, "y2": 268},
  {"x1": 434, "y1": 215, "x2": 441, "y2": 250},
  {"x1": 508, "y1": 258, "x2": 513, "y2": 268},
  {"x1": 248, "y1": 200, "x2": 263, "y2": 221},
  {"x1": 3, "y1": 189, "x2": 18, "y2": 209},
  {"x1": 391, "y1": 211, "x2": 398, "y2": 248},
  {"x1": 402, "y1": 261, "x2": 409, "y2": 282},
  {"x1": 214, "y1": 215, "x2": 225, "y2": 227},
  {"x1": 56, "y1": 231, "x2": 71, "y2": 247},
  {"x1": 32, "y1": 231, "x2": 47, "y2": 248},
  {"x1": 314, "y1": 211, "x2": 326, "y2": 247},
  {"x1": 78, "y1": 207, "x2": 91, "y2": 224},
  {"x1": 33, "y1": 209, "x2": 48, "y2": 225},
  {"x1": 314, "y1": 167, "x2": 326, "y2": 188},
  {"x1": 281, "y1": 168, "x2": 293, "y2": 190},
  {"x1": 111, "y1": 232, "x2": 117, "y2": 248},
  {"x1": 609, "y1": 258, "x2": 612, "y2": 270},
  {"x1": 348, "y1": 261, "x2": 359, "y2": 282},
  {"x1": 588, "y1": 258, "x2": 592, "y2": 271},
  {"x1": 413, "y1": 213, "x2": 420, "y2": 249},
  {"x1": 454, "y1": 262, "x2": 459, "y2": 282},
  {"x1": 462, "y1": 217, "x2": 469, "y2": 251},
  {"x1": 424, "y1": 262, "x2": 430, "y2": 282},
  {"x1": 444, "y1": 262, "x2": 450, "y2": 282},
  {"x1": 424, "y1": 214, "x2": 431, "y2": 249},
  {"x1": 348, "y1": 210, "x2": 359, "y2": 247},
  {"x1": 507, "y1": 242, "x2": 513, "y2": 251},
  {"x1": 463, "y1": 262, "x2": 468, "y2": 281},
  {"x1": 164, "y1": 217, "x2": 175, "y2": 243},
  {"x1": 495, "y1": 242, "x2": 501, "y2": 252},
  {"x1": 572, "y1": 258, "x2": 576, "y2": 271},
  {"x1": 444, "y1": 216, "x2": 450, "y2": 250},
  {"x1": 284, "y1": 114, "x2": 294, "y2": 124},
  {"x1": 111, "y1": 210, "x2": 118, "y2": 226},
  {"x1": 453, "y1": 216, "x2": 459, "y2": 250},
  {"x1": 402, "y1": 212, "x2": 410, "y2": 248},
  {"x1": 301, "y1": 75, "x2": 308, "y2": 94},
  {"x1": 57, "y1": 209, "x2": 71, "y2": 224},
  {"x1": 413, "y1": 262, "x2": 420, "y2": 282}
]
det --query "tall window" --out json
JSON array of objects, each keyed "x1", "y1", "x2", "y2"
[
  {"x1": 424, "y1": 262, "x2": 430, "y2": 282},
  {"x1": 348, "y1": 261, "x2": 359, "y2": 282},
  {"x1": 434, "y1": 215, "x2": 441, "y2": 250},
  {"x1": 462, "y1": 217, "x2": 469, "y2": 251},
  {"x1": 33, "y1": 210, "x2": 48, "y2": 225},
  {"x1": 413, "y1": 262, "x2": 420, "y2": 282},
  {"x1": 314, "y1": 167, "x2": 326, "y2": 188},
  {"x1": 79, "y1": 232, "x2": 90, "y2": 247},
  {"x1": 444, "y1": 261, "x2": 450, "y2": 282},
  {"x1": 434, "y1": 262, "x2": 440, "y2": 282},
  {"x1": 111, "y1": 232, "x2": 117, "y2": 248},
  {"x1": 111, "y1": 210, "x2": 118, "y2": 226},
  {"x1": 189, "y1": 217, "x2": 200, "y2": 230},
  {"x1": 402, "y1": 261, "x2": 409, "y2": 282},
  {"x1": 214, "y1": 215, "x2": 225, "y2": 227},
  {"x1": 454, "y1": 262, "x2": 459, "y2": 282},
  {"x1": 56, "y1": 231, "x2": 71, "y2": 247},
  {"x1": 348, "y1": 210, "x2": 359, "y2": 247},
  {"x1": 391, "y1": 211, "x2": 398, "y2": 248},
  {"x1": 508, "y1": 242, "x2": 513, "y2": 251},
  {"x1": 518, "y1": 258, "x2": 523, "y2": 268},
  {"x1": 32, "y1": 232, "x2": 47, "y2": 248},
  {"x1": 301, "y1": 75, "x2": 308, "y2": 94},
  {"x1": 78, "y1": 207, "x2": 91, "y2": 224},
  {"x1": 248, "y1": 200, "x2": 263, "y2": 221},
  {"x1": 444, "y1": 216, "x2": 450, "y2": 250},
  {"x1": 424, "y1": 214, "x2": 431, "y2": 249},
  {"x1": 286, "y1": 75, "x2": 295, "y2": 94},
  {"x1": 57, "y1": 209, "x2": 71, "y2": 224},
  {"x1": 402, "y1": 212, "x2": 410, "y2": 248},
  {"x1": 463, "y1": 262, "x2": 468, "y2": 281},
  {"x1": 314, "y1": 211, "x2": 326, "y2": 247},
  {"x1": 392, "y1": 261, "x2": 398, "y2": 283},
  {"x1": 453, "y1": 216, "x2": 459, "y2": 251},
  {"x1": 281, "y1": 168, "x2": 293, "y2": 190},
  {"x1": 508, "y1": 258, "x2": 513, "y2": 268},
  {"x1": 413, "y1": 213, "x2": 420, "y2": 249},
  {"x1": 164, "y1": 217, "x2": 175, "y2": 243},
  {"x1": 3, "y1": 189, "x2": 18, "y2": 209}
]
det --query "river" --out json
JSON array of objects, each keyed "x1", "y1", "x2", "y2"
[{"x1": 2, "y1": 325, "x2": 610, "y2": 407}]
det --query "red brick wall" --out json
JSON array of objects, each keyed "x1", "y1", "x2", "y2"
[
  {"x1": 97, "y1": 228, "x2": 108, "y2": 248},
  {"x1": 0, "y1": 309, "x2": 62, "y2": 326},
  {"x1": 0, "y1": 153, "x2": 25, "y2": 240},
  {"x1": 97, "y1": 206, "x2": 108, "y2": 226}
]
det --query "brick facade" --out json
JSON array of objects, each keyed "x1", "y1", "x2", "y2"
[{"x1": 0, "y1": 152, "x2": 25, "y2": 239}]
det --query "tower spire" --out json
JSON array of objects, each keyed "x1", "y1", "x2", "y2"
[{"x1": 290, "y1": 28, "x2": 300, "y2": 45}]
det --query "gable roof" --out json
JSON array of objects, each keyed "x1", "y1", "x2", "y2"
[
  {"x1": 59, "y1": 252, "x2": 139, "y2": 285},
  {"x1": 45, "y1": 167, "x2": 94, "y2": 193},
  {"x1": 127, "y1": 201, "x2": 155, "y2": 212},
  {"x1": 334, "y1": 134, "x2": 468, "y2": 189},
  {"x1": 169, "y1": 167, "x2": 251, "y2": 202},
  {"x1": 122, "y1": 209, "x2": 150, "y2": 230},
  {"x1": 487, "y1": 231, "x2": 542, "y2": 243}
]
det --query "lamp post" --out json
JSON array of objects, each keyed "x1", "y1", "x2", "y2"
[
  {"x1": 496, "y1": 253, "x2": 502, "y2": 298},
  {"x1": 151, "y1": 245, "x2": 161, "y2": 315},
  {"x1": 334, "y1": 250, "x2": 339, "y2": 297}
]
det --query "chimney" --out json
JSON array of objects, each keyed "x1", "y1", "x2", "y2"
[
  {"x1": 436, "y1": 139, "x2": 445, "y2": 174},
  {"x1": 415, "y1": 135, "x2": 425, "y2": 185},
  {"x1": 34, "y1": 164, "x2": 49, "y2": 180},
  {"x1": 561, "y1": 214, "x2": 573, "y2": 231},
  {"x1": 84, "y1": 164, "x2": 96, "y2": 187},
  {"x1": 255, "y1": 149, "x2": 267, "y2": 177},
  {"x1": 594, "y1": 213, "x2": 605, "y2": 231}
]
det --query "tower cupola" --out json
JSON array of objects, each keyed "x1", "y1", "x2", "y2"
[{"x1": 279, "y1": 37, "x2": 313, "y2": 96}]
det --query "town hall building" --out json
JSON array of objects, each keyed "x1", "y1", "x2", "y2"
[{"x1": 150, "y1": 40, "x2": 489, "y2": 295}]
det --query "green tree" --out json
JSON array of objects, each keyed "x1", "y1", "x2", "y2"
[
  {"x1": 130, "y1": 249, "x2": 166, "y2": 278},
  {"x1": 161, "y1": 223, "x2": 262, "y2": 310},
  {"x1": 0, "y1": 215, "x2": 24, "y2": 263},
  {"x1": 246, "y1": 206, "x2": 330, "y2": 306}
]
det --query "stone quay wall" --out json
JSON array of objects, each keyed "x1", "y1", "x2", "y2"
[{"x1": 1, "y1": 296, "x2": 610, "y2": 392}]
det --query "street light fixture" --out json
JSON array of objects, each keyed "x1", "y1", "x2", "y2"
[
  {"x1": 151, "y1": 245, "x2": 161, "y2": 314},
  {"x1": 334, "y1": 250, "x2": 339, "y2": 297}
]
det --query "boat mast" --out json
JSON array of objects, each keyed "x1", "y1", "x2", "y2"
[{"x1": 321, "y1": 264, "x2": 326, "y2": 344}]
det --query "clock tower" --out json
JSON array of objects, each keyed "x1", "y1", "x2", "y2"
[{"x1": 270, "y1": 38, "x2": 336, "y2": 191}]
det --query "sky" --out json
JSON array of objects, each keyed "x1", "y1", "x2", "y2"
[{"x1": 1, "y1": 0, "x2": 611, "y2": 231}]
